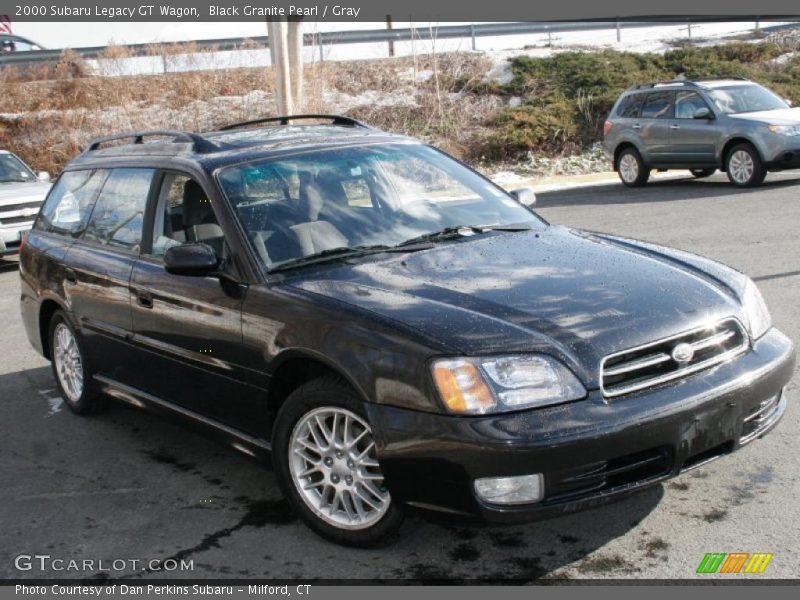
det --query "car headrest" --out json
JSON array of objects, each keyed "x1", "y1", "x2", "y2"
[{"x1": 182, "y1": 180, "x2": 213, "y2": 226}]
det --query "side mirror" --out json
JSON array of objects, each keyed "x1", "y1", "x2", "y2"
[
  {"x1": 37, "y1": 171, "x2": 50, "y2": 182},
  {"x1": 693, "y1": 107, "x2": 713, "y2": 120},
  {"x1": 510, "y1": 187, "x2": 537, "y2": 207},
  {"x1": 164, "y1": 243, "x2": 219, "y2": 276}
]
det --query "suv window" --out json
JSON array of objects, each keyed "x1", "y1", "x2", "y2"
[
  {"x1": 150, "y1": 173, "x2": 225, "y2": 258},
  {"x1": 36, "y1": 170, "x2": 107, "y2": 235},
  {"x1": 675, "y1": 91, "x2": 710, "y2": 119},
  {"x1": 640, "y1": 92, "x2": 674, "y2": 119},
  {"x1": 83, "y1": 168, "x2": 154, "y2": 252},
  {"x1": 615, "y1": 93, "x2": 645, "y2": 118}
]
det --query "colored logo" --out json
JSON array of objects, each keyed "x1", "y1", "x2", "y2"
[
  {"x1": 697, "y1": 553, "x2": 773, "y2": 574},
  {"x1": 671, "y1": 342, "x2": 695, "y2": 364}
]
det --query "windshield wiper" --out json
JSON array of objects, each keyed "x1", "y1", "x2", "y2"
[
  {"x1": 395, "y1": 223, "x2": 531, "y2": 248},
  {"x1": 268, "y1": 243, "x2": 432, "y2": 273}
]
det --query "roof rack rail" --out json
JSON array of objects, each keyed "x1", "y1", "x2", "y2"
[
  {"x1": 83, "y1": 130, "x2": 219, "y2": 154},
  {"x1": 631, "y1": 76, "x2": 750, "y2": 90},
  {"x1": 219, "y1": 114, "x2": 374, "y2": 131}
]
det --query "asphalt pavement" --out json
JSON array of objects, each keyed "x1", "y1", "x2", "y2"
[{"x1": 1, "y1": 170, "x2": 798, "y2": 581}]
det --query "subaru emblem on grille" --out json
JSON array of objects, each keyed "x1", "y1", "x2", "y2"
[{"x1": 671, "y1": 342, "x2": 695, "y2": 364}]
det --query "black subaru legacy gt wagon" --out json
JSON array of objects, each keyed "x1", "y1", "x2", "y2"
[{"x1": 20, "y1": 115, "x2": 794, "y2": 547}]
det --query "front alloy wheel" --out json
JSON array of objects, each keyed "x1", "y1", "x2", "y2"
[
  {"x1": 273, "y1": 376, "x2": 404, "y2": 547},
  {"x1": 726, "y1": 143, "x2": 766, "y2": 187},
  {"x1": 289, "y1": 407, "x2": 390, "y2": 530}
]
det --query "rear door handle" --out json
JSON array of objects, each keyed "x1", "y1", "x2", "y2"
[
  {"x1": 632, "y1": 124, "x2": 642, "y2": 130},
  {"x1": 64, "y1": 268, "x2": 77, "y2": 283},
  {"x1": 670, "y1": 124, "x2": 681, "y2": 130},
  {"x1": 134, "y1": 289, "x2": 153, "y2": 309}
]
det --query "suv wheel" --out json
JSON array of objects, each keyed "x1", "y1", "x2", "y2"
[
  {"x1": 49, "y1": 310, "x2": 104, "y2": 414},
  {"x1": 617, "y1": 148, "x2": 650, "y2": 187},
  {"x1": 272, "y1": 376, "x2": 404, "y2": 547},
  {"x1": 690, "y1": 169, "x2": 715, "y2": 178},
  {"x1": 726, "y1": 143, "x2": 766, "y2": 187}
]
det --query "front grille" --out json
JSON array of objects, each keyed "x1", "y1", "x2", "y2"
[
  {"x1": 0, "y1": 215, "x2": 34, "y2": 225},
  {"x1": 0, "y1": 201, "x2": 42, "y2": 215},
  {"x1": 740, "y1": 392, "x2": 783, "y2": 444},
  {"x1": 601, "y1": 319, "x2": 748, "y2": 397},
  {"x1": 546, "y1": 446, "x2": 672, "y2": 503}
]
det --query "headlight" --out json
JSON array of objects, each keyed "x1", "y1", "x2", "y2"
[
  {"x1": 431, "y1": 355, "x2": 586, "y2": 415},
  {"x1": 768, "y1": 124, "x2": 800, "y2": 136},
  {"x1": 742, "y1": 278, "x2": 772, "y2": 340}
]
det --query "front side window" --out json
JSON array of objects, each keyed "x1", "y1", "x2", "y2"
[
  {"x1": 36, "y1": 170, "x2": 107, "y2": 235},
  {"x1": 218, "y1": 143, "x2": 545, "y2": 269},
  {"x1": 83, "y1": 168, "x2": 153, "y2": 252},
  {"x1": 149, "y1": 173, "x2": 225, "y2": 258},
  {"x1": 675, "y1": 91, "x2": 711, "y2": 119},
  {"x1": 708, "y1": 84, "x2": 789, "y2": 115},
  {"x1": 640, "y1": 92, "x2": 674, "y2": 119},
  {"x1": 0, "y1": 152, "x2": 35, "y2": 183}
]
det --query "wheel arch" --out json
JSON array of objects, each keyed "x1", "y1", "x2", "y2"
[
  {"x1": 613, "y1": 141, "x2": 641, "y2": 171},
  {"x1": 266, "y1": 349, "x2": 371, "y2": 438},
  {"x1": 720, "y1": 137, "x2": 762, "y2": 172},
  {"x1": 38, "y1": 297, "x2": 68, "y2": 360}
]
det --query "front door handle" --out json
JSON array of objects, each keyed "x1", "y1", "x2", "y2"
[
  {"x1": 135, "y1": 289, "x2": 153, "y2": 309},
  {"x1": 670, "y1": 124, "x2": 681, "y2": 130},
  {"x1": 632, "y1": 124, "x2": 642, "y2": 130},
  {"x1": 64, "y1": 268, "x2": 77, "y2": 283}
]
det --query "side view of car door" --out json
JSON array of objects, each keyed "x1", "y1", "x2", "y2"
[
  {"x1": 126, "y1": 171, "x2": 265, "y2": 435},
  {"x1": 666, "y1": 90, "x2": 720, "y2": 165},
  {"x1": 637, "y1": 91, "x2": 675, "y2": 165}
]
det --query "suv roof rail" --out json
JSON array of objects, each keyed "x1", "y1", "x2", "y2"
[
  {"x1": 83, "y1": 130, "x2": 219, "y2": 154},
  {"x1": 630, "y1": 76, "x2": 750, "y2": 90},
  {"x1": 219, "y1": 114, "x2": 375, "y2": 131}
]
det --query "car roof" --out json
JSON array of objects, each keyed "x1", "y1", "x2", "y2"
[
  {"x1": 66, "y1": 116, "x2": 417, "y2": 172},
  {"x1": 624, "y1": 77, "x2": 755, "y2": 94}
]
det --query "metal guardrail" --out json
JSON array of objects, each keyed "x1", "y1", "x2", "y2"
[{"x1": 1, "y1": 18, "x2": 793, "y2": 67}]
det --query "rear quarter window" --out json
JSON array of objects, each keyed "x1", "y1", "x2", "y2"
[
  {"x1": 35, "y1": 170, "x2": 107, "y2": 235},
  {"x1": 83, "y1": 168, "x2": 154, "y2": 252},
  {"x1": 615, "y1": 93, "x2": 645, "y2": 118}
]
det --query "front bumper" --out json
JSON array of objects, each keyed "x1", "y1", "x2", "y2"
[
  {"x1": 366, "y1": 328, "x2": 794, "y2": 523},
  {"x1": 0, "y1": 222, "x2": 33, "y2": 255}
]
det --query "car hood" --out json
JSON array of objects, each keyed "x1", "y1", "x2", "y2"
[
  {"x1": 287, "y1": 227, "x2": 745, "y2": 388},
  {"x1": 0, "y1": 181, "x2": 51, "y2": 205},
  {"x1": 728, "y1": 107, "x2": 800, "y2": 125}
]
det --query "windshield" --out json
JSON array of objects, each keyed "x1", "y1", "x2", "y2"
[
  {"x1": 218, "y1": 143, "x2": 544, "y2": 269},
  {"x1": 0, "y1": 153, "x2": 36, "y2": 183},
  {"x1": 708, "y1": 84, "x2": 789, "y2": 115}
]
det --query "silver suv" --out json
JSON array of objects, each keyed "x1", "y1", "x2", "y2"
[
  {"x1": 603, "y1": 78, "x2": 800, "y2": 187},
  {"x1": 0, "y1": 151, "x2": 51, "y2": 256}
]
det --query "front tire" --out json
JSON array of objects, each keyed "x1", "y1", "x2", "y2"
[
  {"x1": 48, "y1": 310, "x2": 104, "y2": 415},
  {"x1": 272, "y1": 376, "x2": 404, "y2": 547},
  {"x1": 725, "y1": 143, "x2": 766, "y2": 187},
  {"x1": 617, "y1": 148, "x2": 650, "y2": 187}
]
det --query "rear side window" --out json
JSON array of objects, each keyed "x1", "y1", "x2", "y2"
[
  {"x1": 36, "y1": 170, "x2": 107, "y2": 235},
  {"x1": 83, "y1": 168, "x2": 154, "y2": 252},
  {"x1": 615, "y1": 93, "x2": 644, "y2": 118},
  {"x1": 640, "y1": 92, "x2": 674, "y2": 119}
]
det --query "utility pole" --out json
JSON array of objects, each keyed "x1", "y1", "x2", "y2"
[
  {"x1": 287, "y1": 19, "x2": 304, "y2": 113},
  {"x1": 267, "y1": 18, "x2": 304, "y2": 116}
]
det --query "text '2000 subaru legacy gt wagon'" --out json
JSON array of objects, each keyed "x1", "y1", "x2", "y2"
[{"x1": 20, "y1": 116, "x2": 795, "y2": 546}]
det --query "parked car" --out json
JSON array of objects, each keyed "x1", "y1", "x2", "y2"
[
  {"x1": 603, "y1": 77, "x2": 800, "y2": 187},
  {"x1": 0, "y1": 150, "x2": 50, "y2": 256},
  {"x1": 20, "y1": 116, "x2": 794, "y2": 546},
  {"x1": 0, "y1": 33, "x2": 44, "y2": 53}
]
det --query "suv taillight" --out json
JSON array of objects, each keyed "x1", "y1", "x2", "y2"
[
  {"x1": 603, "y1": 120, "x2": 613, "y2": 136},
  {"x1": 19, "y1": 231, "x2": 29, "y2": 254}
]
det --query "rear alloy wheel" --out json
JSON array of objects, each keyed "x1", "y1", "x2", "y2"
[
  {"x1": 690, "y1": 168, "x2": 715, "y2": 178},
  {"x1": 617, "y1": 148, "x2": 650, "y2": 187},
  {"x1": 273, "y1": 377, "x2": 404, "y2": 547},
  {"x1": 49, "y1": 310, "x2": 103, "y2": 415},
  {"x1": 726, "y1": 143, "x2": 766, "y2": 187}
]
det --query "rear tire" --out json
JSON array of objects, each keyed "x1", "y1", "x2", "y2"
[
  {"x1": 617, "y1": 148, "x2": 650, "y2": 187},
  {"x1": 272, "y1": 376, "x2": 404, "y2": 547},
  {"x1": 725, "y1": 143, "x2": 766, "y2": 187},
  {"x1": 48, "y1": 310, "x2": 104, "y2": 415},
  {"x1": 690, "y1": 168, "x2": 715, "y2": 178}
]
